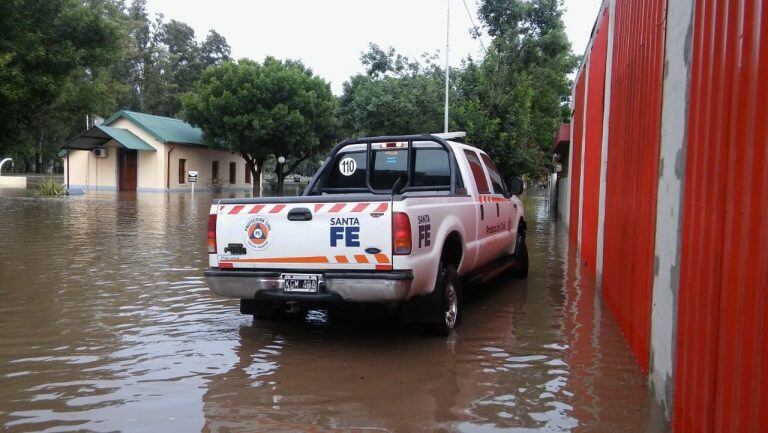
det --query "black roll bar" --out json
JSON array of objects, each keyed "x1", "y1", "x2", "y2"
[{"x1": 303, "y1": 134, "x2": 459, "y2": 196}]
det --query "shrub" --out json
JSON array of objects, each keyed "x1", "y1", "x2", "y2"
[{"x1": 35, "y1": 177, "x2": 67, "y2": 196}]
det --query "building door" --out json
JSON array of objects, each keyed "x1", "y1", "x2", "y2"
[{"x1": 118, "y1": 149, "x2": 137, "y2": 191}]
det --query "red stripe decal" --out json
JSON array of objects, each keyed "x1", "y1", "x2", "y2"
[
  {"x1": 354, "y1": 254, "x2": 369, "y2": 264},
  {"x1": 374, "y1": 203, "x2": 388, "y2": 212},
  {"x1": 229, "y1": 205, "x2": 245, "y2": 214},
  {"x1": 270, "y1": 204, "x2": 286, "y2": 213},
  {"x1": 374, "y1": 253, "x2": 390, "y2": 264},
  {"x1": 335, "y1": 255, "x2": 349, "y2": 264},
  {"x1": 249, "y1": 204, "x2": 265, "y2": 214},
  {"x1": 375, "y1": 264, "x2": 393, "y2": 271},
  {"x1": 351, "y1": 203, "x2": 369, "y2": 212},
  {"x1": 218, "y1": 262, "x2": 234, "y2": 269},
  {"x1": 329, "y1": 203, "x2": 345, "y2": 213},
  {"x1": 314, "y1": 204, "x2": 324, "y2": 212}
]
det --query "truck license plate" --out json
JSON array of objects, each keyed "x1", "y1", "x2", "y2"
[{"x1": 281, "y1": 274, "x2": 320, "y2": 293}]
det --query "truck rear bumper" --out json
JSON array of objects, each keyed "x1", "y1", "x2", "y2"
[{"x1": 204, "y1": 269, "x2": 413, "y2": 303}]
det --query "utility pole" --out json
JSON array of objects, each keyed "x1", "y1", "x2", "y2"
[{"x1": 444, "y1": 0, "x2": 450, "y2": 133}]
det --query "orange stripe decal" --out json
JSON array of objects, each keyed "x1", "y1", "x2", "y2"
[
  {"x1": 222, "y1": 256, "x2": 330, "y2": 264},
  {"x1": 335, "y1": 255, "x2": 349, "y2": 264},
  {"x1": 374, "y1": 203, "x2": 388, "y2": 212},
  {"x1": 351, "y1": 203, "x2": 369, "y2": 212},
  {"x1": 229, "y1": 205, "x2": 245, "y2": 214},
  {"x1": 270, "y1": 204, "x2": 286, "y2": 213},
  {"x1": 329, "y1": 203, "x2": 345, "y2": 213},
  {"x1": 374, "y1": 253, "x2": 390, "y2": 264},
  {"x1": 375, "y1": 264, "x2": 393, "y2": 271},
  {"x1": 249, "y1": 204, "x2": 265, "y2": 214},
  {"x1": 354, "y1": 255, "x2": 369, "y2": 264}
]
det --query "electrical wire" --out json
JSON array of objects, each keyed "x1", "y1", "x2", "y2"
[{"x1": 461, "y1": 0, "x2": 486, "y2": 52}]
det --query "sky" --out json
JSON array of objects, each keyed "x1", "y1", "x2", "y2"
[{"x1": 144, "y1": 0, "x2": 602, "y2": 94}]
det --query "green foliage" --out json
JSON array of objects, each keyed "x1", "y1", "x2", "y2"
[
  {"x1": 0, "y1": 0, "x2": 231, "y2": 174},
  {"x1": 181, "y1": 58, "x2": 339, "y2": 195},
  {"x1": 340, "y1": 1, "x2": 578, "y2": 179},
  {"x1": 467, "y1": 0, "x2": 577, "y2": 178},
  {"x1": 0, "y1": 0, "x2": 122, "y2": 171},
  {"x1": 340, "y1": 44, "x2": 445, "y2": 137},
  {"x1": 35, "y1": 177, "x2": 67, "y2": 196}
]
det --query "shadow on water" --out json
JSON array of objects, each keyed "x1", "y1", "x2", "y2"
[{"x1": 0, "y1": 189, "x2": 667, "y2": 432}]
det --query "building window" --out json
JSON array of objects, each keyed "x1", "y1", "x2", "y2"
[
  {"x1": 229, "y1": 162, "x2": 236, "y2": 184},
  {"x1": 245, "y1": 163, "x2": 251, "y2": 184},
  {"x1": 212, "y1": 161, "x2": 219, "y2": 179},
  {"x1": 179, "y1": 159, "x2": 187, "y2": 184}
]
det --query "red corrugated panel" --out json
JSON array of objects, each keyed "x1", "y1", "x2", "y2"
[
  {"x1": 674, "y1": 0, "x2": 768, "y2": 431},
  {"x1": 568, "y1": 73, "x2": 586, "y2": 243},
  {"x1": 600, "y1": 0, "x2": 666, "y2": 372},
  {"x1": 580, "y1": 10, "x2": 609, "y2": 272}
]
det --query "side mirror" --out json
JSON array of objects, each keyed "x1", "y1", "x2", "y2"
[{"x1": 508, "y1": 177, "x2": 524, "y2": 196}]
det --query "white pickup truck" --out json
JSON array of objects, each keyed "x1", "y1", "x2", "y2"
[{"x1": 205, "y1": 133, "x2": 527, "y2": 334}]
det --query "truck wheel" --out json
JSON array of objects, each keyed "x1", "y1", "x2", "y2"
[
  {"x1": 510, "y1": 232, "x2": 529, "y2": 278},
  {"x1": 429, "y1": 264, "x2": 462, "y2": 335},
  {"x1": 241, "y1": 299, "x2": 281, "y2": 320}
]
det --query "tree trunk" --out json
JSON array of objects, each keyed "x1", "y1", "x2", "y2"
[
  {"x1": 253, "y1": 165, "x2": 263, "y2": 197},
  {"x1": 275, "y1": 160, "x2": 285, "y2": 196},
  {"x1": 278, "y1": 154, "x2": 310, "y2": 197},
  {"x1": 242, "y1": 152, "x2": 264, "y2": 197}
]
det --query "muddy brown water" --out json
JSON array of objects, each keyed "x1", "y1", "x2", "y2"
[{"x1": 0, "y1": 190, "x2": 667, "y2": 432}]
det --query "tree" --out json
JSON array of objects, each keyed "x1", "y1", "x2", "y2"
[
  {"x1": 340, "y1": 1, "x2": 577, "y2": 180},
  {"x1": 0, "y1": 0, "x2": 122, "y2": 171},
  {"x1": 340, "y1": 44, "x2": 445, "y2": 137},
  {"x1": 181, "y1": 58, "x2": 338, "y2": 196},
  {"x1": 467, "y1": 0, "x2": 578, "y2": 178}
]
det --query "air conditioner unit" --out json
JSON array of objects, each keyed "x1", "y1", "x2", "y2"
[{"x1": 93, "y1": 148, "x2": 108, "y2": 158}]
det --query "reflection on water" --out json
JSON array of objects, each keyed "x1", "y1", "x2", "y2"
[{"x1": 0, "y1": 190, "x2": 666, "y2": 432}]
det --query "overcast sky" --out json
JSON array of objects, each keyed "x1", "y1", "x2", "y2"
[{"x1": 145, "y1": 0, "x2": 602, "y2": 94}]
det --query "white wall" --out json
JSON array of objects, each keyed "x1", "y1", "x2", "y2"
[
  {"x1": 64, "y1": 146, "x2": 118, "y2": 190},
  {"x1": 649, "y1": 0, "x2": 694, "y2": 418}
]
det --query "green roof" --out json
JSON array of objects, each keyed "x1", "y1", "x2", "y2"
[
  {"x1": 96, "y1": 125, "x2": 156, "y2": 151},
  {"x1": 102, "y1": 110, "x2": 204, "y2": 146}
]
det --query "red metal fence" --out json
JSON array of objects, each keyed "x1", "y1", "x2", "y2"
[
  {"x1": 569, "y1": 73, "x2": 586, "y2": 244},
  {"x1": 580, "y1": 10, "x2": 609, "y2": 272},
  {"x1": 674, "y1": 0, "x2": 768, "y2": 431},
  {"x1": 600, "y1": 0, "x2": 666, "y2": 372}
]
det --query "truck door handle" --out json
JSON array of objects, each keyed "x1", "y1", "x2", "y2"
[
  {"x1": 287, "y1": 207, "x2": 312, "y2": 221},
  {"x1": 480, "y1": 205, "x2": 484, "y2": 221},
  {"x1": 496, "y1": 203, "x2": 500, "y2": 217}
]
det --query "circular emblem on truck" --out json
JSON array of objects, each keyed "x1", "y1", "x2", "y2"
[
  {"x1": 244, "y1": 216, "x2": 272, "y2": 250},
  {"x1": 339, "y1": 157, "x2": 357, "y2": 176}
]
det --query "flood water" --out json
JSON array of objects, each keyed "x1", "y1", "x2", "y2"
[{"x1": 0, "y1": 189, "x2": 667, "y2": 432}]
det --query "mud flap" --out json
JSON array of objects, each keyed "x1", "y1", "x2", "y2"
[{"x1": 400, "y1": 287, "x2": 443, "y2": 324}]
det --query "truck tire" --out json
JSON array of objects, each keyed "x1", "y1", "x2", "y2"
[
  {"x1": 241, "y1": 299, "x2": 281, "y2": 320},
  {"x1": 429, "y1": 264, "x2": 462, "y2": 335},
  {"x1": 510, "y1": 232, "x2": 529, "y2": 278}
]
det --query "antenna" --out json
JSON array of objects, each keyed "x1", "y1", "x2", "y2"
[{"x1": 444, "y1": 0, "x2": 450, "y2": 133}]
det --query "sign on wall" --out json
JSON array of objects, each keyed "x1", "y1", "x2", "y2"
[{"x1": 188, "y1": 171, "x2": 198, "y2": 183}]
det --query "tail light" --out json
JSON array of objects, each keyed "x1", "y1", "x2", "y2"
[
  {"x1": 207, "y1": 213, "x2": 217, "y2": 254},
  {"x1": 392, "y1": 212, "x2": 412, "y2": 255}
]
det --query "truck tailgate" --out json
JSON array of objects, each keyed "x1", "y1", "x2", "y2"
[{"x1": 214, "y1": 200, "x2": 392, "y2": 271}]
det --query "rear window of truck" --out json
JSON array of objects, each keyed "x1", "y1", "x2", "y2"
[{"x1": 323, "y1": 147, "x2": 451, "y2": 191}]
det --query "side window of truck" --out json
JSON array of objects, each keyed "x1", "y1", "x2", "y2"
[
  {"x1": 413, "y1": 148, "x2": 450, "y2": 187},
  {"x1": 481, "y1": 154, "x2": 508, "y2": 196},
  {"x1": 463, "y1": 150, "x2": 490, "y2": 194}
]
